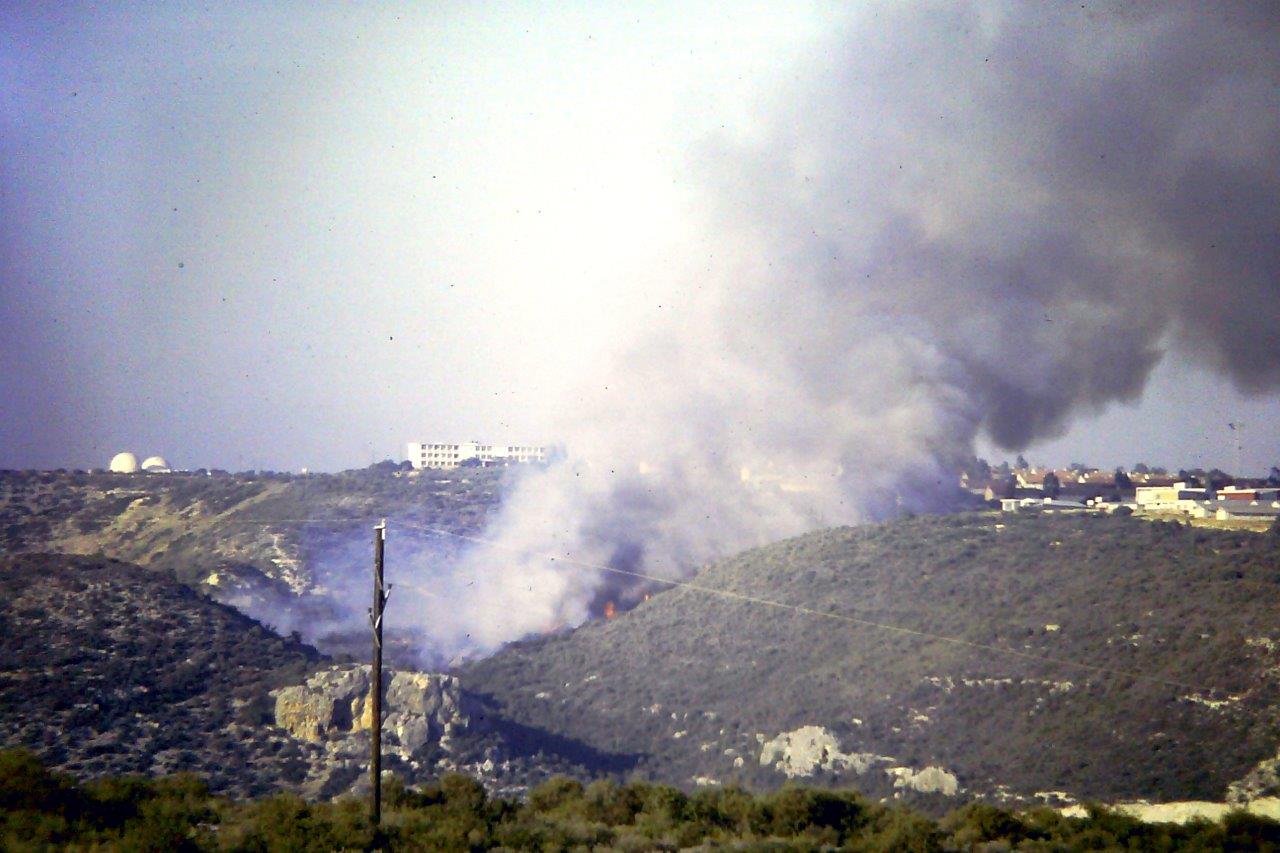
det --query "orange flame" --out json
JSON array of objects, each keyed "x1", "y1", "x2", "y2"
[{"x1": 604, "y1": 601, "x2": 617, "y2": 619}]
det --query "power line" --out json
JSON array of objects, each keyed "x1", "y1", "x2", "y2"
[
  {"x1": 224, "y1": 518, "x2": 379, "y2": 524},
  {"x1": 369, "y1": 520, "x2": 387, "y2": 828}
]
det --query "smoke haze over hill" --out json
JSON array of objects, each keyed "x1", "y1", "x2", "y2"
[
  {"x1": 438, "y1": 2, "x2": 1280, "y2": 655},
  {"x1": 3, "y1": 3, "x2": 1278, "y2": 662}
]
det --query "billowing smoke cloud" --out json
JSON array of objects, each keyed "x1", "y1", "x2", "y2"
[{"x1": 402, "y1": 2, "x2": 1280, "y2": 660}]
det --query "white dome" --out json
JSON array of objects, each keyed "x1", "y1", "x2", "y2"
[
  {"x1": 141, "y1": 456, "x2": 170, "y2": 472},
  {"x1": 109, "y1": 452, "x2": 139, "y2": 473}
]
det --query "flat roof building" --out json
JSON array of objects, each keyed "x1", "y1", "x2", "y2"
[
  {"x1": 406, "y1": 441, "x2": 547, "y2": 470},
  {"x1": 1215, "y1": 501, "x2": 1280, "y2": 520}
]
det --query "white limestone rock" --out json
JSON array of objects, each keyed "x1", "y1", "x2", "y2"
[
  {"x1": 758, "y1": 725, "x2": 888, "y2": 778},
  {"x1": 886, "y1": 765, "x2": 960, "y2": 796}
]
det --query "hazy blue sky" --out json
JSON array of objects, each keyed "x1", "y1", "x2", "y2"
[{"x1": 3, "y1": 3, "x2": 1278, "y2": 475}]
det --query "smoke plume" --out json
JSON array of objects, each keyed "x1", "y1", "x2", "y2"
[{"x1": 406, "y1": 2, "x2": 1280, "y2": 660}]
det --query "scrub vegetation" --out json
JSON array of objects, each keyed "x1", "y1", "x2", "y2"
[
  {"x1": 463, "y1": 513, "x2": 1280, "y2": 803},
  {"x1": 0, "y1": 465, "x2": 505, "y2": 588},
  {"x1": 0, "y1": 554, "x2": 324, "y2": 798},
  {"x1": 5, "y1": 468, "x2": 1280, "y2": 809},
  {"x1": 0, "y1": 465, "x2": 508, "y2": 661},
  {"x1": 4, "y1": 750, "x2": 1280, "y2": 852}
]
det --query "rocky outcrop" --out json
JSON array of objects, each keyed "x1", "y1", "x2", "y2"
[
  {"x1": 1228, "y1": 749, "x2": 1280, "y2": 803},
  {"x1": 275, "y1": 668, "x2": 364, "y2": 743},
  {"x1": 758, "y1": 726, "x2": 888, "y2": 778},
  {"x1": 1062, "y1": 798, "x2": 1280, "y2": 825},
  {"x1": 272, "y1": 665, "x2": 479, "y2": 798},
  {"x1": 887, "y1": 765, "x2": 961, "y2": 796},
  {"x1": 758, "y1": 725, "x2": 961, "y2": 797}
]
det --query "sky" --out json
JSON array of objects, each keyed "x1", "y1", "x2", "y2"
[{"x1": 3, "y1": 2, "x2": 1278, "y2": 476}]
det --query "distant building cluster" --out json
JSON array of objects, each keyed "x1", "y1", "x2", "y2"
[
  {"x1": 108, "y1": 452, "x2": 170, "y2": 474},
  {"x1": 1134, "y1": 483, "x2": 1280, "y2": 520},
  {"x1": 405, "y1": 441, "x2": 547, "y2": 470},
  {"x1": 962, "y1": 464, "x2": 1280, "y2": 521}
]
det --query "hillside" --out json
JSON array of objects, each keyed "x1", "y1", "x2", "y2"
[
  {"x1": 461, "y1": 513, "x2": 1280, "y2": 807},
  {"x1": 8, "y1": 471, "x2": 1280, "y2": 809},
  {"x1": 0, "y1": 466, "x2": 506, "y2": 662},
  {"x1": 0, "y1": 551, "x2": 606, "y2": 801},
  {"x1": 0, "y1": 553, "x2": 324, "y2": 797}
]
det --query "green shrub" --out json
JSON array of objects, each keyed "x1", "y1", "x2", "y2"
[
  {"x1": 941, "y1": 801, "x2": 1033, "y2": 847},
  {"x1": 582, "y1": 779, "x2": 642, "y2": 825},
  {"x1": 9, "y1": 745, "x2": 1280, "y2": 851},
  {"x1": 685, "y1": 786, "x2": 756, "y2": 836},
  {"x1": 220, "y1": 793, "x2": 331, "y2": 851},
  {"x1": 761, "y1": 785, "x2": 868, "y2": 840},
  {"x1": 861, "y1": 806, "x2": 944, "y2": 852},
  {"x1": 527, "y1": 775, "x2": 584, "y2": 813},
  {"x1": 0, "y1": 749, "x2": 84, "y2": 817},
  {"x1": 1220, "y1": 809, "x2": 1280, "y2": 850},
  {"x1": 85, "y1": 774, "x2": 157, "y2": 828}
]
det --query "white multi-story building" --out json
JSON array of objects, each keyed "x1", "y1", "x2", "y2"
[{"x1": 406, "y1": 440, "x2": 547, "y2": 470}]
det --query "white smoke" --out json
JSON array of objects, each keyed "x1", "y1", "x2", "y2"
[{"x1": 394, "y1": 1, "x2": 1279, "y2": 661}]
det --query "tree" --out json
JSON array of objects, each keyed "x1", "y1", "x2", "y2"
[
  {"x1": 1268, "y1": 466, "x2": 1280, "y2": 487},
  {"x1": 962, "y1": 457, "x2": 992, "y2": 481},
  {"x1": 1132, "y1": 462, "x2": 1150, "y2": 475},
  {"x1": 1015, "y1": 454, "x2": 1029, "y2": 470},
  {"x1": 1042, "y1": 471, "x2": 1061, "y2": 498},
  {"x1": 1114, "y1": 468, "x2": 1132, "y2": 491},
  {"x1": 995, "y1": 476, "x2": 1017, "y2": 499}
]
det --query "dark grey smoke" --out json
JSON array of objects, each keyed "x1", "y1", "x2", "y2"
[
  {"x1": 406, "y1": 2, "x2": 1280, "y2": 659},
  {"x1": 710, "y1": 1, "x2": 1280, "y2": 449}
]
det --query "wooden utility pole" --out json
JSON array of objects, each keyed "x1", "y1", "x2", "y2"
[{"x1": 370, "y1": 519, "x2": 387, "y2": 826}]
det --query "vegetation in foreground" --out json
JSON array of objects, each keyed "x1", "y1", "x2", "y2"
[{"x1": 3, "y1": 750, "x2": 1280, "y2": 852}]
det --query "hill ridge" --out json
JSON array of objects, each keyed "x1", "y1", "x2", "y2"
[{"x1": 461, "y1": 513, "x2": 1280, "y2": 805}]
